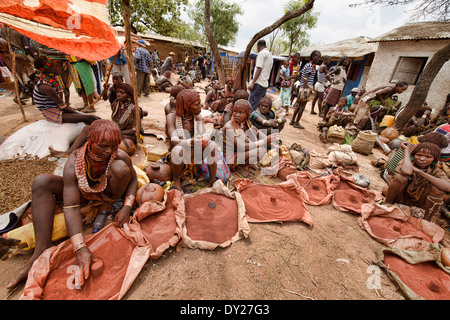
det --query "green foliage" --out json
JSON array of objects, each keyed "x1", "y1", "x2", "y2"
[
  {"x1": 108, "y1": 0, "x2": 189, "y2": 35},
  {"x1": 168, "y1": 19, "x2": 204, "y2": 44},
  {"x1": 279, "y1": 0, "x2": 319, "y2": 54},
  {"x1": 189, "y1": 0, "x2": 244, "y2": 47}
]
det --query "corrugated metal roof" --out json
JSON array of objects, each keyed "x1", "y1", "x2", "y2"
[
  {"x1": 369, "y1": 21, "x2": 450, "y2": 42},
  {"x1": 138, "y1": 32, "x2": 240, "y2": 54},
  {"x1": 298, "y1": 36, "x2": 378, "y2": 58},
  {"x1": 139, "y1": 32, "x2": 205, "y2": 48}
]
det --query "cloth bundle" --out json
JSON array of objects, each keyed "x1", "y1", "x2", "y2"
[
  {"x1": 235, "y1": 178, "x2": 313, "y2": 226},
  {"x1": 21, "y1": 190, "x2": 185, "y2": 300}
]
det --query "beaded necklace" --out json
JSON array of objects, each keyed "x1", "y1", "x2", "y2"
[
  {"x1": 75, "y1": 144, "x2": 117, "y2": 193},
  {"x1": 39, "y1": 61, "x2": 60, "y2": 91},
  {"x1": 175, "y1": 115, "x2": 194, "y2": 139}
]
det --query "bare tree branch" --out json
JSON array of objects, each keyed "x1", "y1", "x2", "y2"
[
  {"x1": 349, "y1": 0, "x2": 449, "y2": 21},
  {"x1": 396, "y1": 42, "x2": 450, "y2": 129},
  {"x1": 234, "y1": 0, "x2": 316, "y2": 90},
  {"x1": 204, "y1": 0, "x2": 226, "y2": 84}
]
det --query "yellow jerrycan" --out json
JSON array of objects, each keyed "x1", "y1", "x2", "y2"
[{"x1": 4, "y1": 213, "x2": 68, "y2": 251}]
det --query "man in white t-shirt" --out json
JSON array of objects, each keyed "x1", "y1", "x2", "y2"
[{"x1": 248, "y1": 40, "x2": 273, "y2": 112}]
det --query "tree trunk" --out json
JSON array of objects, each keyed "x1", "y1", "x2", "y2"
[
  {"x1": 396, "y1": 42, "x2": 450, "y2": 129},
  {"x1": 234, "y1": 0, "x2": 315, "y2": 90},
  {"x1": 122, "y1": 0, "x2": 141, "y2": 144},
  {"x1": 7, "y1": 27, "x2": 27, "y2": 122},
  {"x1": 204, "y1": 0, "x2": 226, "y2": 84}
]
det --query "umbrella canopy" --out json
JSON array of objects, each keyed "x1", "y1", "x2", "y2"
[{"x1": 0, "y1": 0, "x2": 120, "y2": 61}]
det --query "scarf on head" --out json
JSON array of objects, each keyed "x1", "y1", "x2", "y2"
[{"x1": 39, "y1": 59, "x2": 61, "y2": 91}]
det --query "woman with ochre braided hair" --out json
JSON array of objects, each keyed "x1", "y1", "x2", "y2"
[
  {"x1": 221, "y1": 99, "x2": 279, "y2": 172},
  {"x1": 166, "y1": 89, "x2": 218, "y2": 191},
  {"x1": 384, "y1": 142, "x2": 450, "y2": 221},
  {"x1": 6, "y1": 119, "x2": 138, "y2": 289}
]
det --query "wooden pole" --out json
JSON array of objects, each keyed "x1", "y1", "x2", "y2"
[
  {"x1": 122, "y1": 0, "x2": 141, "y2": 146},
  {"x1": 7, "y1": 26, "x2": 27, "y2": 122},
  {"x1": 79, "y1": 52, "x2": 119, "y2": 112}
]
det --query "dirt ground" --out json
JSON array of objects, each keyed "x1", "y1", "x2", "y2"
[{"x1": 0, "y1": 80, "x2": 448, "y2": 301}]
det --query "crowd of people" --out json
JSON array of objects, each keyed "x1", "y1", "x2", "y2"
[{"x1": 1, "y1": 26, "x2": 450, "y2": 292}]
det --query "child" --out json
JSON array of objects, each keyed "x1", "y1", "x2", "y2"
[
  {"x1": 279, "y1": 60, "x2": 291, "y2": 114},
  {"x1": 102, "y1": 72, "x2": 123, "y2": 105},
  {"x1": 223, "y1": 89, "x2": 249, "y2": 125},
  {"x1": 204, "y1": 80, "x2": 222, "y2": 110},
  {"x1": 401, "y1": 106, "x2": 432, "y2": 137},
  {"x1": 318, "y1": 97, "x2": 355, "y2": 143},
  {"x1": 250, "y1": 96, "x2": 286, "y2": 134}
]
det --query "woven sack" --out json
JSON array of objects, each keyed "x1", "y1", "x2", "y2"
[
  {"x1": 351, "y1": 130, "x2": 377, "y2": 155},
  {"x1": 327, "y1": 125, "x2": 345, "y2": 144}
]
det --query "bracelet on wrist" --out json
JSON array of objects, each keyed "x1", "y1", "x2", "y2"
[
  {"x1": 70, "y1": 233, "x2": 86, "y2": 253},
  {"x1": 124, "y1": 194, "x2": 135, "y2": 207}
]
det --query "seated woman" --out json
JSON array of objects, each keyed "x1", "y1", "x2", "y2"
[
  {"x1": 204, "y1": 80, "x2": 222, "y2": 110},
  {"x1": 164, "y1": 84, "x2": 186, "y2": 116},
  {"x1": 250, "y1": 96, "x2": 287, "y2": 135},
  {"x1": 166, "y1": 89, "x2": 218, "y2": 191},
  {"x1": 155, "y1": 71, "x2": 173, "y2": 93},
  {"x1": 111, "y1": 82, "x2": 148, "y2": 155},
  {"x1": 204, "y1": 88, "x2": 248, "y2": 129},
  {"x1": 401, "y1": 106, "x2": 432, "y2": 137},
  {"x1": 221, "y1": 99, "x2": 279, "y2": 172},
  {"x1": 381, "y1": 131, "x2": 449, "y2": 184},
  {"x1": 384, "y1": 141, "x2": 450, "y2": 221},
  {"x1": 431, "y1": 93, "x2": 450, "y2": 127},
  {"x1": 33, "y1": 56, "x2": 101, "y2": 158},
  {"x1": 318, "y1": 97, "x2": 355, "y2": 143},
  {"x1": 223, "y1": 89, "x2": 249, "y2": 125},
  {"x1": 221, "y1": 77, "x2": 235, "y2": 104},
  {"x1": 6, "y1": 119, "x2": 138, "y2": 289}
]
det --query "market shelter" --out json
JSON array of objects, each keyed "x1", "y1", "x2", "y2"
[{"x1": 0, "y1": 0, "x2": 120, "y2": 61}]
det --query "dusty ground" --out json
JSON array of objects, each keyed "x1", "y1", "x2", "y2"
[{"x1": 0, "y1": 80, "x2": 447, "y2": 301}]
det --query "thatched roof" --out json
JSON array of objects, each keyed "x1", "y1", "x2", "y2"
[
  {"x1": 369, "y1": 21, "x2": 450, "y2": 42},
  {"x1": 298, "y1": 36, "x2": 378, "y2": 59}
]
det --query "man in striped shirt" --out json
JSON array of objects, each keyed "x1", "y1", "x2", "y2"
[
  {"x1": 290, "y1": 50, "x2": 321, "y2": 129},
  {"x1": 33, "y1": 56, "x2": 100, "y2": 157}
]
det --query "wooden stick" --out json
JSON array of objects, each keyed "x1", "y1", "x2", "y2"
[
  {"x1": 282, "y1": 288, "x2": 315, "y2": 300},
  {"x1": 79, "y1": 52, "x2": 119, "y2": 113},
  {"x1": 7, "y1": 26, "x2": 27, "y2": 122},
  {"x1": 122, "y1": 0, "x2": 141, "y2": 146}
]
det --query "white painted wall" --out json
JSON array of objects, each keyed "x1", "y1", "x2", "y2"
[{"x1": 366, "y1": 39, "x2": 450, "y2": 113}]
